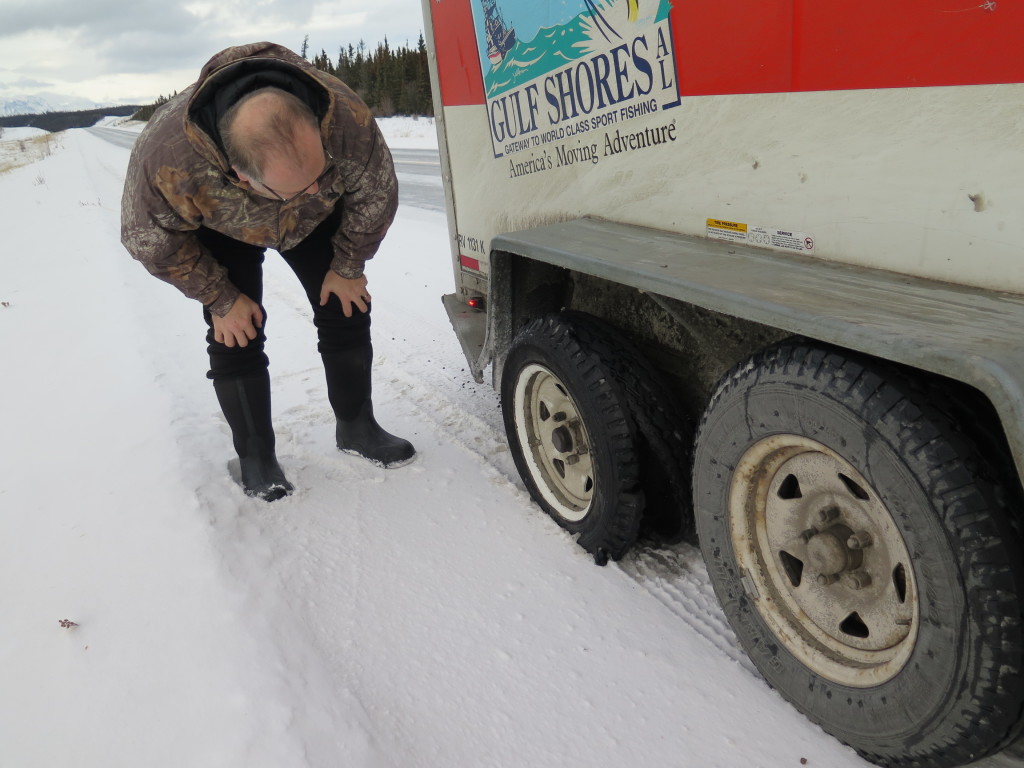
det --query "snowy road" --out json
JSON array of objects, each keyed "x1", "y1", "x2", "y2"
[{"x1": 2, "y1": 123, "x2": 1022, "y2": 768}]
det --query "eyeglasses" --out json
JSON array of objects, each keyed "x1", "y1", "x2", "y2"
[{"x1": 257, "y1": 150, "x2": 335, "y2": 204}]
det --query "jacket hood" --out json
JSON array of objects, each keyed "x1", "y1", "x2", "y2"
[{"x1": 185, "y1": 42, "x2": 333, "y2": 172}]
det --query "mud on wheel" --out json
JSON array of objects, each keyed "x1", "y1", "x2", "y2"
[
  {"x1": 693, "y1": 341, "x2": 1024, "y2": 767},
  {"x1": 501, "y1": 314, "x2": 644, "y2": 562}
]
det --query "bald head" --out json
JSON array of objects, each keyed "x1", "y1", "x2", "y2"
[{"x1": 219, "y1": 86, "x2": 320, "y2": 183}]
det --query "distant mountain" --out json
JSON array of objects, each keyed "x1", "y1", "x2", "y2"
[{"x1": 0, "y1": 93, "x2": 111, "y2": 117}]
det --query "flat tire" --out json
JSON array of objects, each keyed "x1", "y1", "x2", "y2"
[{"x1": 501, "y1": 314, "x2": 643, "y2": 562}]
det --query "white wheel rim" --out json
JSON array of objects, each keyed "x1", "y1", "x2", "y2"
[
  {"x1": 729, "y1": 434, "x2": 919, "y2": 687},
  {"x1": 513, "y1": 363, "x2": 594, "y2": 522}
]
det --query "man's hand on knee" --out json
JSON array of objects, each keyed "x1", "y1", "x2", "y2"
[
  {"x1": 320, "y1": 271, "x2": 370, "y2": 318},
  {"x1": 213, "y1": 293, "x2": 263, "y2": 348}
]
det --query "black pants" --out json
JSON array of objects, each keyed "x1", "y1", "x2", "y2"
[{"x1": 198, "y1": 208, "x2": 371, "y2": 381}]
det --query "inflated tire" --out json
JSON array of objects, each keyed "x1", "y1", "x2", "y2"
[
  {"x1": 561, "y1": 311, "x2": 693, "y2": 543},
  {"x1": 501, "y1": 314, "x2": 643, "y2": 562},
  {"x1": 693, "y1": 341, "x2": 1024, "y2": 767}
]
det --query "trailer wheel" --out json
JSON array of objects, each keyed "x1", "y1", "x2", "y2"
[
  {"x1": 501, "y1": 314, "x2": 643, "y2": 562},
  {"x1": 693, "y1": 341, "x2": 1024, "y2": 767}
]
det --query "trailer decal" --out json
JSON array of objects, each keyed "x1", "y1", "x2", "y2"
[{"x1": 469, "y1": 0, "x2": 681, "y2": 160}]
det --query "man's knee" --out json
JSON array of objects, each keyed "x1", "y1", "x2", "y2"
[
  {"x1": 315, "y1": 311, "x2": 371, "y2": 353},
  {"x1": 205, "y1": 320, "x2": 270, "y2": 380}
]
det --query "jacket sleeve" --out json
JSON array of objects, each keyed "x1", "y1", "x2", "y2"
[
  {"x1": 327, "y1": 103, "x2": 399, "y2": 279},
  {"x1": 120, "y1": 142, "x2": 240, "y2": 318}
]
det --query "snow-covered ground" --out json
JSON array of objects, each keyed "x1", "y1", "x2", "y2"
[
  {"x1": 0, "y1": 126, "x2": 49, "y2": 140},
  {"x1": 0, "y1": 127, "x2": 58, "y2": 175},
  {"x1": 1, "y1": 119, "x2": 1019, "y2": 768}
]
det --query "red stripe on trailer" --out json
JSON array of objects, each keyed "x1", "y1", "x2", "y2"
[
  {"x1": 460, "y1": 254, "x2": 481, "y2": 271},
  {"x1": 429, "y1": 0, "x2": 486, "y2": 106},
  {"x1": 673, "y1": 3, "x2": 793, "y2": 95},
  {"x1": 674, "y1": 0, "x2": 1024, "y2": 95},
  {"x1": 431, "y1": 1, "x2": 1024, "y2": 107},
  {"x1": 801, "y1": 1, "x2": 1022, "y2": 91}
]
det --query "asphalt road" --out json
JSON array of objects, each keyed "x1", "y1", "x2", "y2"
[
  {"x1": 86, "y1": 125, "x2": 138, "y2": 150},
  {"x1": 390, "y1": 147, "x2": 444, "y2": 212},
  {"x1": 87, "y1": 125, "x2": 445, "y2": 212}
]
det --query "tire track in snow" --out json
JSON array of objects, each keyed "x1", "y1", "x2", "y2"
[
  {"x1": 620, "y1": 543, "x2": 755, "y2": 673},
  {"x1": 322, "y1": 316, "x2": 765, "y2": 682}
]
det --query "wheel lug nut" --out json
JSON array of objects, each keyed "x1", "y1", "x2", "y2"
[
  {"x1": 818, "y1": 507, "x2": 840, "y2": 524},
  {"x1": 844, "y1": 570, "x2": 873, "y2": 590},
  {"x1": 816, "y1": 573, "x2": 839, "y2": 586},
  {"x1": 847, "y1": 531, "x2": 873, "y2": 550}
]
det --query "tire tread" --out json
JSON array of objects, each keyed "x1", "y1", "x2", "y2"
[{"x1": 560, "y1": 311, "x2": 695, "y2": 543}]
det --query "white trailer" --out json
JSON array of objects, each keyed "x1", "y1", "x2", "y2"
[{"x1": 421, "y1": 1, "x2": 1024, "y2": 765}]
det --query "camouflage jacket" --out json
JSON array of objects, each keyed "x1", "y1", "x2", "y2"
[{"x1": 121, "y1": 42, "x2": 398, "y2": 317}]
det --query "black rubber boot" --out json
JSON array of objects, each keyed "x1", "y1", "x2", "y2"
[
  {"x1": 322, "y1": 345, "x2": 416, "y2": 468},
  {"x1": 212, "y1": 371, "x2": 294, "y2": 501}
]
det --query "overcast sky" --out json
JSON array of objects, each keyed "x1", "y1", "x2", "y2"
[{"x1": 0, "y1": 0, "x2": 428, "y2": 105}]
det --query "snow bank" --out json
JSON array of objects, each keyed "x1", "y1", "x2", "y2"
[
  {"x1": 0, "y1": 126, "x2": 48, "y2": 140},
  {"x1": 376, "y1": 115, "x2": 438, "y2": 149}
]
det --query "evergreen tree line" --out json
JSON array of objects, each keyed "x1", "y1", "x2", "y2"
[
  {"x1": 132, "y1": 93, "x2": 176, "y2": 122},
  {"x1": 309, "y1": 34, "x2": 433, "y2": 117}
]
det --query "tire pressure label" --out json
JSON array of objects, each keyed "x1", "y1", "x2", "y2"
[
  {"x1": 707, "y1": 218, "x2": 815, "y2": 255},
  {"x1": 706, "y1": 219, "x2": 747, "y2": 242}
]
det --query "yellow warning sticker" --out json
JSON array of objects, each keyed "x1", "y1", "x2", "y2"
[{"x1": 706, "y1": 219, "x2": 747, "y2": 242}]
